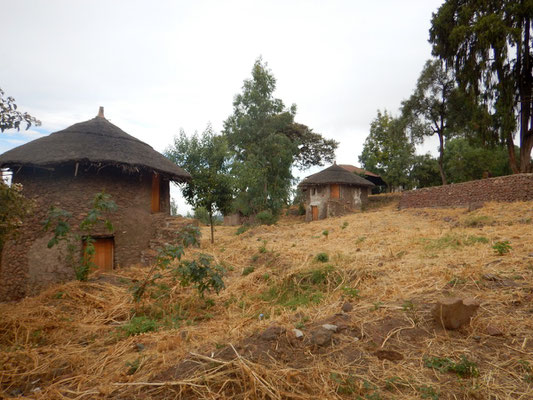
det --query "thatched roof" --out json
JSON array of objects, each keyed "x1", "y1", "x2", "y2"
[
  {"x1": 299, "y1": 163, "x2": 375, "y2": 188},
  {"x1": 338, "y1": 164, "x2": 387, "y2": 186},
  {"x1": 0, "y1": 108, "x2": 190, "y2": 182}
]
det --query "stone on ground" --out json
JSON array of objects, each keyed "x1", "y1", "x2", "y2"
[{"x1": 432, "y1": 297, "x2": 480, "y2": 330}]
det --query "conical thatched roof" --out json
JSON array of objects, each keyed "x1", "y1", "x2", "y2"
[
  {"x1": 299, "y1": 163, "x2": 374, "y2": 188},
  {"x1": 0, "y1": 108, "x2": 190, "y2": 181}
]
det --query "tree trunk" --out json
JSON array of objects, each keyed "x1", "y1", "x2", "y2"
[
  {"x1": 438, "y1": 132, "x2": 447, "y2": 185},
  {"x1": 209, "y1": 213, "x2": 214, "y2": 244},
  {"x1": 519, "y1": 14, "x2": 532, "y2": 173},
  {"x1": 506, "y1": 133, "x2": 520, "y2": 174},
  {"x1": 520, "y1": 135, "x2": 533, "y2": 172}
]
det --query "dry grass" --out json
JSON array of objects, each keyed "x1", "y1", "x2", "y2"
[{"x1": 1, "y1": 199, "x2": 533, "y2": 399}]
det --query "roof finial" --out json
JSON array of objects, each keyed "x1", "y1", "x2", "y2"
[
  {"x1": 333, "y1": 160, "x2": 337, "y2": 165},
  {"x1": 97, "y1": 106, "x2": 105, "y2": 118}
]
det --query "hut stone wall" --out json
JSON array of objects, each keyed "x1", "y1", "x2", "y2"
[
  {"x1": 0, "y1": 165, "x2": 170, "y2": 301},
  {"x1": 304, "y1": 184, "x2": 369, "y2": 222}
]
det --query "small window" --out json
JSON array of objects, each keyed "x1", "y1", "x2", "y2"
[{"x1": 312, "y1": 188, "x2": 316, "y2": 195}]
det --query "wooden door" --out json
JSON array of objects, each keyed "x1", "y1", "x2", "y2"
[
  {"x1": 90, "y1": 238, "x2": 114, "y2": 272},
  {"x1": 330, "y1": 184, "x2": 340, "y2": 199},
  {"x1": 311, "y1": 206, "x2": 318, "y2": 221},
  {"x1": 151, "y1": 173, "x2": 161, "y2": 212}
]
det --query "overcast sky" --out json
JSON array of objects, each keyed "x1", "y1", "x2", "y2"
[{"x1": 1, "y1": 0, "x2": 444, "y2": 212}]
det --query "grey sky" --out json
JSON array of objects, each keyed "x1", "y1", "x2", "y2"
[{"x1": 1, "y1": 0, "x2": 444, "y2": 211}]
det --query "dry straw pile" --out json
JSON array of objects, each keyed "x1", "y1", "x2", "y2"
[{"x1": 1, "y1": 198, "x2": 533, "y2": 399}]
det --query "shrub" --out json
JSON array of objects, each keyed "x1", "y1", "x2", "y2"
[
  {"x1": 131, "y1": 225, "x2": 226, "y2": 301},
  {"x1": 424, "y1": 355, "x2": 479, "y2": 378},
  {"x1": 235, "y1": 224, "x2": 249, "y2": 235},
  {"x1": 298, "y1": 203, "x2": 306, "y2": 215},
  {"x1": 121, "y1": 316, "x2": 157, "y2": 336},
  {"x1": 492, "y1": 240, "x2": 512, "y2": 255},
  {"x1": 314, "y1": 252, "x2": 329, "y2": 263},
  {"x1": 256, "y1": 210, "x2": 277, "y2": 225},
  {"x1": 242, "y1": 266, "x2": 255, "y2": 276}
]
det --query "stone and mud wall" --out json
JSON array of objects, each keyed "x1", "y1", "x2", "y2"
[
  {"x1": 0, "y1": 165, "x2": 170, "y2": 301},
  {"x1": 399, "y1": 174, "x2": 533, "y2": 209},
  {"x1": 304, "y1": 184, "x2": 369, "y2": 222}
]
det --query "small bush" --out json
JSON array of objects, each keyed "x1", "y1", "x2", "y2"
[
  {"x1": 297, "y1": 203, "x2": 306, "y2": 215},
  {"x1": 314, "y1": 252, "x2": 329, "y2": 263},
  {"x1": 242, "y1": 266, "x2": 255, "y2": 276},
  {"x1": 492, "y1": 240, "x2": 512, "y2": 255},
  {"x1": 424, "y1": 355, "x2": 479, "y2": 378},
  {"x1": 322, "y1": 230, "x2": 329, "y2": 239},
  {"x1": 235, "y1": 224, "x2": 249, "y2": 235},
  {"x1": 121, "y1": 316, "x2": 157, "y2": 336},
  {"x1": 256, "y1": 210, "x2": 277, "y2": 225},
  {"x1": 341, "y1": 221, "x2": 349, "y2": 229}
]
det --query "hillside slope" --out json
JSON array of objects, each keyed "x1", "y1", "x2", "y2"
[{"x1": 1, "y1": 200, "x2": 533, "y2": 399}]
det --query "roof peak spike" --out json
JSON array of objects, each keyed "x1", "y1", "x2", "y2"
[{"x1": 97, "y1": 106, "x2": 105, "y2": 118}]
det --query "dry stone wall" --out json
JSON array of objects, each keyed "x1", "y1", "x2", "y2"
[{"x1": 399, "y1": 174, "x2": 533, "y2": 209}]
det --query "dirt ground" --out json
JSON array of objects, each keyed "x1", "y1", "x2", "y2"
[{"x1": 1, "y1": 198, "x2": 532, "y2": 399}]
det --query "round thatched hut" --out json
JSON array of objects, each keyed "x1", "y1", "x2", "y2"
[
  {"x1": 0, "y1": 108, "x2": 190, "y2": 301},
  {"x1": 298, "y1": 163, "x2": 374, "y2": 221}
]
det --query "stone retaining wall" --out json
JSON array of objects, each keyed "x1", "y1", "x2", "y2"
[{"x1": 399, "y1": 174, "x2": 533, "y2": 209}]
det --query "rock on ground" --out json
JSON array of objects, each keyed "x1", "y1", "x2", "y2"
[{"x1": 432, "y1": 297, "x2": 480, "y2": 330}]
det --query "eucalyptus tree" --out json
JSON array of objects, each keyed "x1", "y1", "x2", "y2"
[
  {"x1": 430, "y1": 0, "x2": 533, "y2": 172},
  {"x1": 223, "y1": 58, "x2": 337, "y2": 216}
]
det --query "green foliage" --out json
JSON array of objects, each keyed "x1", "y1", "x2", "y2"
[
  {"x1": 0, "y1": 87, "x2": 41, "y2": 132},
  {"x1": 43, "y1": 192, "x2": 117, "y2": 281},
  {"x1": 492, "y1": 241, "x2": 512, "y2": 255},
  {"x1": 314, "y1": 252, "x2": 329, "y2": 263},
  {"x1": 126, "y1": 358, "x2": 141, "y2": 375},
  {"x1": 121, "y1": 316, "x2": 157, "y2": 336},
  {"x1": 235, "y1": 225, "x2": 249, "y2": 235},
  {"x1": 409, "y1": 154, "x2": 441, "y2": 188},
  {"x1": 341, "y1": 286, "x2": 360, "y2": 299},
  {"x1": 176, "y1": 254, "x2": 225, "y2": 297},
  {"x1": 166, "y1": 126, "x2": 233, "y2": 243},
  {"x1": 341, "y1": 221, "x2": 349, "y2": 229},
  {"x1": 259, "y1": 265, "x2": 337, "y2": 309},
  {"x1": 424, "y1": 355, "x2": 479, "y2": 378},
  {"x1": 422, "y1": 233, "x2": 488, "y2": 250},
  {"x1": 401, "y1": 59, "x2": 468, "y2": 185},
  {"x1": 223, "y1": 58, "x2": 337, "y2": 216},
  {"x1": 255, "y1": 209, "x2": 277, "y2": 225},
  {"x1": 0, "y1": 182, "x2": 32, "y2": 253},
  {"x1": 297, "y1": 203, "x2": 306, "y2": 216},
  {"x1": 242, "y1": 266, "x2": 255, "y2": 276},
  {"x1": 132, "y1": 225, "x2": 226, "y2": 302},
  {"x1": 322, "y1": 229, "x2": 329, "y2": 239},
  {"x1": 443, "y1": 138, "x2": 513, "y2": 183},
  {"x1": 359, "y1": 110, "x2": 414, "y2": 190},
  {"x1": 430, "y1": 0, "x2": 533, "y2": 172},
  {"x1": 419, "y1": 385, "x2": 439, "y2": 400}
]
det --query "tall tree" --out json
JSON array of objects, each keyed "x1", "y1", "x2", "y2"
[
  {"x1": 430, "y1": 0, "x2": 533, "y2": 172},
  {"x1": 223, "y1": 58, "x2": 337, "y2": 216},
  {"x1": 0, "y1": 88, "x2": 41, "y2": 132},
  {"x1": 166, "y1": 126, "x2": 233, "y2": 243},
  {"x1": 359, "y1": 110, "x2": 415, "y2": 191},
  {"x1": 402, "y1": 59, "x2": 468, "y2": 185}
]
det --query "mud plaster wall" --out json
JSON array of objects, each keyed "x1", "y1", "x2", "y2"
[
  {"x1": 0, "y1": 164, "x2": 170, "y2": 301},
  {"x1": 304, "y1": 184, "x2": 369, "y2": 222},
  {"x1": 399, "y1": 173, "x2": 533, "y2": 209}
]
